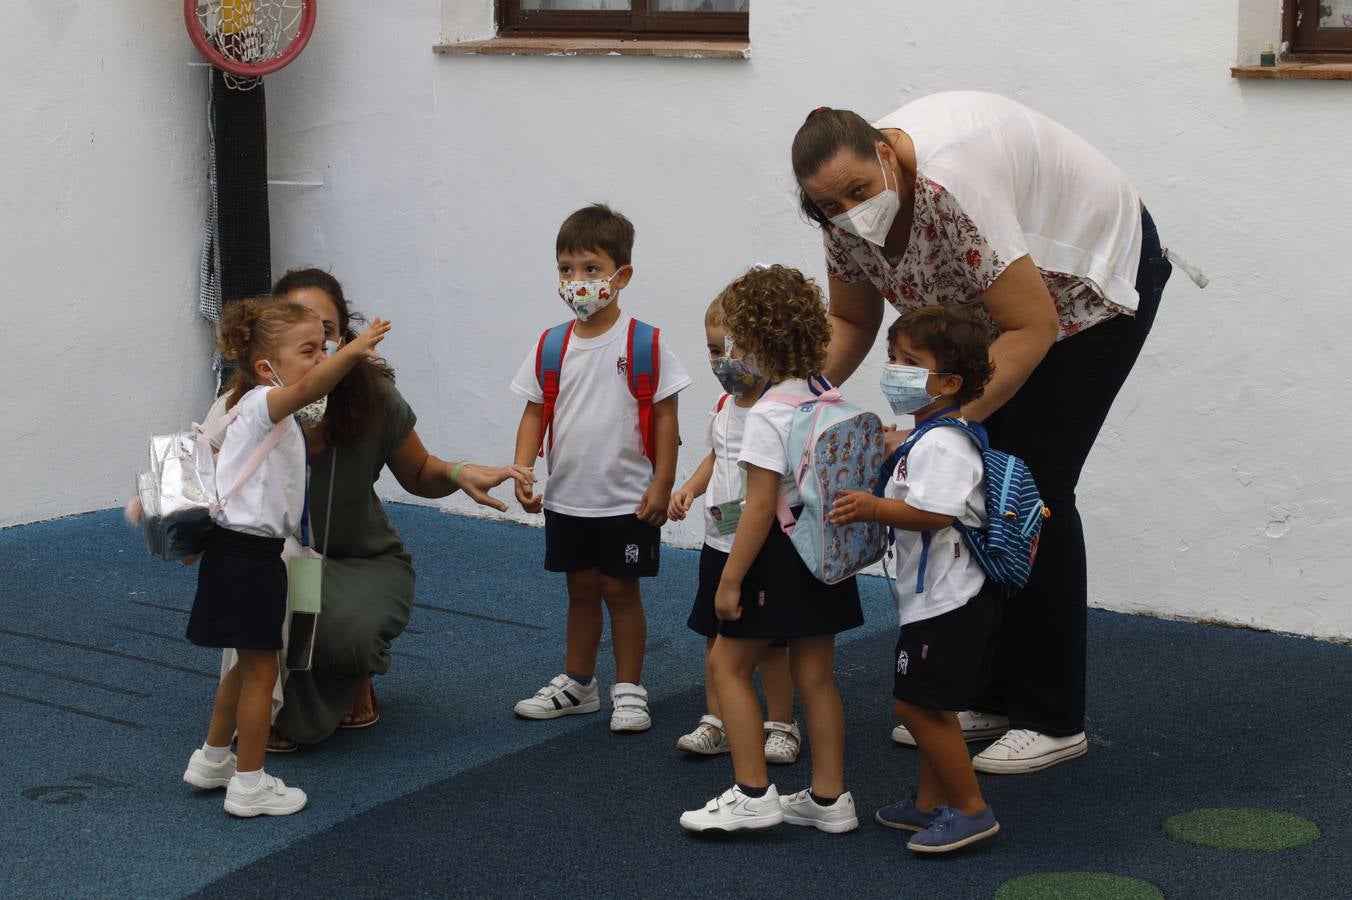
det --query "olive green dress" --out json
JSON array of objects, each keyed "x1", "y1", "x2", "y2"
[{"x1": 275, "y1": 380, "x2": 417, "y2": 744}]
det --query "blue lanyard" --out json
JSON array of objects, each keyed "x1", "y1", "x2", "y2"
[{"x1": 299, "y1": 426, "x2": 312, "y2": 548}]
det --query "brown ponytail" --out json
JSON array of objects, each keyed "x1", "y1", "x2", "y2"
[
  {"x1": 791, "y1": 107, "x2": 890, "y2": 230},
  {"x1": 217, "y1": 297, "x2": 320, "y2": 409}
]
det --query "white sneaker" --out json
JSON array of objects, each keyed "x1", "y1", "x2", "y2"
[
  {"x1": 223, "y1": 772, "x2": 308, "y2": 817},
  {"x1": 679, "y1": 784, "x2": 784, "y2": 832},
  {"x1": 183, "y1": 748, "x2": 236, "y2": 790},
  {"x1": 609, "y1": 682, "x2": 651, "y2": 732},
  {"x1": 779, "y1": 789, "x2": 859, "y2": 833},
  {"x1": 972, "y1": 728, "x2": 1087, "y2": 774},
  {"x1": 513, "y1": 674, "x2": 600, "y2": 720},
  {"x1": 676, "y1": 714, "x2": 729, "y2": 755},
  {"x1": 891, "y1": 710, "x2": 1009, "y2": 747},
  {"x1": 763, "y1": 720, "x2": 801, "y2": 765}
]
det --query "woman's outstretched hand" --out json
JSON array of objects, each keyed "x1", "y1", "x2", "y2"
[{"x1": 456, "y1": 463, "x2": 536, "y2": 513}]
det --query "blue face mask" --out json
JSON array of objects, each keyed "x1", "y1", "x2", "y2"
[{"x1": 879, "y1": 364, "x2": 935, "y2": 415}]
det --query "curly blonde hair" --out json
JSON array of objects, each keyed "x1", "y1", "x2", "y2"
[
  {"x1": 217, "y1": 296, "x2": 321, "y2": 408},
  {"x1": 717, "y1": 265, "x2": 829, "y2": 383}
]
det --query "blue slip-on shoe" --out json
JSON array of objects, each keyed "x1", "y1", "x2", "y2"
[
  {"x1": 906, "y1": 805, "x2": 1000, "y2": 853},
  {"x1": 874, "y1": 788, "x2": 937, "y2": 833}
]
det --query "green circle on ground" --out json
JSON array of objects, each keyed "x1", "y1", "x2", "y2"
[
  {"x1": 1162, "y1": 806, "x2": 1320, "y2": 851},
  {"x1": 995, "y1": 872, "x2": 1163, "y2": 900}
]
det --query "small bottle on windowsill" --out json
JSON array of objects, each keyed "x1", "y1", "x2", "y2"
[{"x1": 1260, "y1": 41, "x2": 1276, "y2": 66}]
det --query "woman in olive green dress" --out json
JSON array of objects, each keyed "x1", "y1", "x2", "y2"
[{"x1": 267, "y1": 268, "x2": 532, "y2": 748}]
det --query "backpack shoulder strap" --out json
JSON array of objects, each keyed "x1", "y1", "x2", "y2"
[
  {"x1": 534, "y1": 321, "x2": 575, "y2": 459},
  {"x1": 627, "y1": 319, "x2": 660, "y2": 465}
]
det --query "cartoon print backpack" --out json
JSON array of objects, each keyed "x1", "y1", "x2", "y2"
[
  {"x1": 874, "y1": 413, "x2": 1049, "y2": 593},
  {"x1": 765, "y1": 375, "x2": 888, "y2": 585},
  {"x1": 535, "y1": 318, "x2": 660, "y2": 466}
]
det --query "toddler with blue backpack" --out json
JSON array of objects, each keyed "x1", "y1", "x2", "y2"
[{"x1": 830, "y1": 306, "x2": 1047, "y2": 854}]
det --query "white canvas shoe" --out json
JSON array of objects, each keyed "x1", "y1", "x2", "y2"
[
  {"x1": 891, "y1": 710, "x2": 1010, "y2": 746},
  {"x1": 513, "y1": 674, "x2": 600, "y2": 720},
  {"x1": 680, "y1": 785, "x2": 784, "y2": 833},
  {"x1": 971, "y1": 729, "x2": 1087, "y2": 774}
]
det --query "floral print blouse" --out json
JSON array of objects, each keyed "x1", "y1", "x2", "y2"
[{"x1": 823, "y1": 175, "x2": 1133, "y2": 341}]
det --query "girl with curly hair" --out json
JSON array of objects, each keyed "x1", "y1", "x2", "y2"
[{"x1": 679, "y1": 265, "x2": 864, "y2": 836}]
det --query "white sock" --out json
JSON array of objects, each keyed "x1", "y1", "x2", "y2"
[
  {"x1": 234, "y1": 768, "x2": 263, "y2": 790},
  {"x1": 202, "y1": 742, "x2": 232, "y2": 764}
]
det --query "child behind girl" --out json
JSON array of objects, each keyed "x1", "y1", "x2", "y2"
[
  {"x1": 667, "y1": 295, "x2": 799, "y2": 765},
  {"x1": 679, "y1": 265, "x2": 863, "y2": 834},
  {"x1": 181, "y1": 298, "x2": 389, "y2": 817},
  {"x1": 830, "y1": 306, "x2": 1002, "y2": 853}
]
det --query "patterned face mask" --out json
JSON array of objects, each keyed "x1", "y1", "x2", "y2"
[
  {"x1": 263, "y1": 361, "x2": 329, "y2": 427},
  {"x1": 710, "y1": 335, "x2": 762, "y2": 396},
  {"x1": 558, "y1": 269, "x2": 622, "y2": 321}
]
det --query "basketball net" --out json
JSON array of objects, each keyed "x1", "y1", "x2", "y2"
[{"x1": 194, "y1": 0, "x2": 305, "y2": 91}]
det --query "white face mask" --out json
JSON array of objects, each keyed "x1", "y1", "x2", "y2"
[
  {"x1": 323, "y1": 339, "x2": 340, "y2": 358},
  {"x1": 263, "y1": 361, "x2": 328, "y2": 428},
  {"x1": 558, "y1": 269, "x2": 622, "y2": 321},
  {"x1": 829, "y1": 147, "x2": 901, "y2": 247}
]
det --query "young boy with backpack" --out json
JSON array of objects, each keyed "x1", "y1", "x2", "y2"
[
  {"x1": 509, "y1": 203, "x2": 691, "y2": 732},
  {"x1": 830, "y1": 306, "x2": 1046, "y2": 854}
]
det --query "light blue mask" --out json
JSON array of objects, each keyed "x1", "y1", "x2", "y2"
[{"x1": 879, "y1": 364, "x2": 934, "y2": 415}]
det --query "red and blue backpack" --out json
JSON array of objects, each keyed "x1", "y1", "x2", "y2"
[{"x1": 534, "y1": 318, "x2": 661, "y2": 466}]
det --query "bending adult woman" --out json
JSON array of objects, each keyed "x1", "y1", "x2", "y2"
[
  {"x1": 792, "y1": 92, "x2": 1173, "y2": 774},
  {"x1": 216, "y1": 269, "x2": 533, "y2": 749}
]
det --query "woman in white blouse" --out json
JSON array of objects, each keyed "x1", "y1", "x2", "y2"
[{"x1": 792, "y1": 92, "x2": 1173, "y2": 774}]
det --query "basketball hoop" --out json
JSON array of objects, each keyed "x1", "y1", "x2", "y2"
[{"x1": 184, "y1": 1, "x2": 316, "y2": 89}]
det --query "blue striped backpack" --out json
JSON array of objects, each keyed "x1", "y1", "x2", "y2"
[{"x1": 874, "y1": 414, "x2": 1049, "y2": 593}]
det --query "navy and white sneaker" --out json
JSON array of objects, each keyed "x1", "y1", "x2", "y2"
[
  {"x1": 907, "y1": 805, "x2": 1000, "y2": 853},
  {"x1": 874, "y1": 787, "x2": 938, "y2": 832},
  {"x1": 513, "y1": 673, "x2": 600, "y2": 719}
]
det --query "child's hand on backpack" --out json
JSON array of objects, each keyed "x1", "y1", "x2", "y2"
[
  {"x1": 667, "y1": 487, "x2": 695, "y2": 522},
  {"x1": 715, "y1": 578, "x2": 742, "y2": 621},
  {"x1": 515, "y1": 475, "x2": 543, "y2": 514},
  {"x1": 830, "y1": 489, "x2": 879, "y2": 526},
  {"x1": 349, "y1": 318, "x2": 392, "y2": 359},
  {"x1": 637, "y1": 482, "x2": 670, "y2": 527}
]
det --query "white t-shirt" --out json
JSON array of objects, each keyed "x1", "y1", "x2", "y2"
[
  {"x1": 213, "y1": 386, "x2": 307, "y2": 540},
  {"x1": 703, "y1": 395, "x2": 751, "y2": 553},
  {"x1": 510, "y1": 313, "x2": 691, "y2": 517},
  {"x1": 738, "y1": 379, "x2": 815, "y2": 507},
  {"x1": 867, "y1": 91, "x2": 1143, "y2": 315},
  {"x1": 885, "y1": 424, "x2": 988, "y2": 627}
]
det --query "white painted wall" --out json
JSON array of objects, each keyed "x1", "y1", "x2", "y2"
[
  {"x1": 8, "y1": 2, "x2": 1351, "y2": 639},
  {"x1": 2, "y1": 2, "x2": 215, "y2": 526}
]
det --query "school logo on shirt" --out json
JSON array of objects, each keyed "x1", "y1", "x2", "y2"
[
  {"x1": 616, "y1": 356, "x2": 629, "y2": 377},
  {"x1": 624, "y1": 544, "x2": 639, "y2": 564},
  {"x1": 896, "y1": 649, "x2": 909, "y2": 675}
]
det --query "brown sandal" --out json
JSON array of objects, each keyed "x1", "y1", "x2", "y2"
[
  {"x1": 267, "y1": 725, "x2": 298, "y2": 753},
  {"x1": 340, "y1": 681, "x2": 380, "y2": 730}
]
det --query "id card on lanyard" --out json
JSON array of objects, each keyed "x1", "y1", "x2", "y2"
[{"x1": 711, "y1": 396, "x2": 753, "y2": 536}]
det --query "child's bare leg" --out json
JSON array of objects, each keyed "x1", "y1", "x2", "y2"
[
  {"x1": 709, "y1": 636, "x2": 773, "y2": 787},
  {"x1": 205, "y1": 663, "x2": 243, "y2": 748},
  {"x1": 601, "y1": 575, "x2": 645, "y2": 685},
  {"x1": 703, "y1": 636, "x2": 724, "y2": 740},
  {"x1": 895, "y1": 699, "x2": 985, "y2": 814},
  {"x1": 758, "y1": 645, "x2": 794, "y2": 724},
  {"x1": 564, "y1": 569, "x2": 604, "y2": 680},
  {"x1": 789, "y1": 635, "x2": 846, "y2": 797},
  {"x1": 234, "y1": 649, "x2": 280, "y2": 773}
]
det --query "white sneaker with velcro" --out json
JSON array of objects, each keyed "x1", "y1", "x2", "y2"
[
  {"x1": 609, "y1": 682, "x2": 651, "y2": 732},
  {"x1": 513, "y1": 673, "x2": 600, "y2": 720},
  {"x1": 680, "y1": 784, "x2": 784, "y2": 832},
  {"x1": 223, "y1": 772, "x2": 308, "y2": 818},
  {"x1": 183, "y1": 748, "x2": 236, "y2": 790}
]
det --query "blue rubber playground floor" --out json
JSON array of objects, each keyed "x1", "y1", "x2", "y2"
[{"x1": 1, "y1": 505, "x2": 1349, "y2": 898}]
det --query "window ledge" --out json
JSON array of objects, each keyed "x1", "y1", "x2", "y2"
[
  {"x1": 434, "y1": 35, "x2": 750, "y2": 60},
  {"x1": 1231, "y1": 62, "x2": 1352, "y2": 80}
]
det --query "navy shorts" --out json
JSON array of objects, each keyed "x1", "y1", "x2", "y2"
[
  {"x1": 892, "y1": 582, "x2": 1004, "y2": 710},
  {"x1": 544, "y1": 510, "x2": 660, "y2": 578}
]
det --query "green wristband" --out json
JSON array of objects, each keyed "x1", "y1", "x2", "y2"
[{"x1": 449, "y1": 462, "x2": 469, "y2": 486}]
